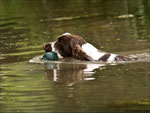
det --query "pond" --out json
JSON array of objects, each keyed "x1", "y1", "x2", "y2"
[{"x1": 0, "y1": 0, "x2": 150, "y2": 112}]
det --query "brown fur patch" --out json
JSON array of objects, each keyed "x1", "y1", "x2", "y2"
[
  {"x1": 43, "y1": 43, "x2": 52, "y2": 52},
  {"x1": 99, "y1": 53, "x2": 111, "y2": 61},
  {"x1": 70, "y1": 43, "x2": 93, "y2": 61},
  {"x1": 54, "y1": 35, "x2": 88, "y2": 59},
  {"x1": 115, "y1": 55, "x2": 131, "y2": 61}
]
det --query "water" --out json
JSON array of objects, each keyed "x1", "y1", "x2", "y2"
[{"x1": 0, "y1": 0, "x2": 150, "y2": 112}]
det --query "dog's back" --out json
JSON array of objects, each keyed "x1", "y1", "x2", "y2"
[{"x1": 53, "y1": 33, "x2": 129, "y2": 62}]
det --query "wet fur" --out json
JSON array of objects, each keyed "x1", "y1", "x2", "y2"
[
  {"x1": 43, "y1": 43, "x2": 52, "y2": 52},
  {"x1": 44, "y1": 34, "x2": 130, "y2": 62},
  {"x1": 54, "y1": 35, "x2": 93, "y2": 61}
]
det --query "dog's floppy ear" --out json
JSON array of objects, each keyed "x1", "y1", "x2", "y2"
[
  {"x1": 69, "y1": 40, "x2": 93, "y2": 61},
  {"x1": 43, "y1": 43, "x2": 52, "y2": 52}
]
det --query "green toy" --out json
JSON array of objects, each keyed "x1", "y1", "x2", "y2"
[
  {"x1": 41, "y1": 52, "x2": 58, "y2": 61},
  {"x1": 41, "y1": 43, "x2": 58, "y2": 61}
]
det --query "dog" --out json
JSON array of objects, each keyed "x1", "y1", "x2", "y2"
[{"x1": 43, "y1": 33, "x2": 129, "y2": 63}]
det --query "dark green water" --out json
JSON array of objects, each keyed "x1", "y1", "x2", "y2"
[{"x1": 0, "y1": 0, "x2": 150, "y2": 112}]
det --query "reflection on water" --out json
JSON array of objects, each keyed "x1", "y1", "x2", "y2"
[
  {"x1": 30, "y1": 56, "x2": 105, "y2": 84},
  {"x1": 44, "y1": 62, "x2": 103, "y2": 84},
  {"x1": 31, "y1": 51, "x2": 150, "y2": 84},
  {"x1": 0, "y1": 0, "x2": 150, "y2": 112}
]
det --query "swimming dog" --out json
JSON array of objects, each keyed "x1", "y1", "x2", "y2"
[{"x1": 43, "y1": 33, "x2": 129, "y2": 62}]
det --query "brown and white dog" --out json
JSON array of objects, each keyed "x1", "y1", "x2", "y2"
[{"x1": 46, "y1": 33, "x2": 129, "y2": 63}]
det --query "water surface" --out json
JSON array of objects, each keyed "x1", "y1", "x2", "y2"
[{"x1": 0, "y1": 0, "x2": 150, "y2": 112}]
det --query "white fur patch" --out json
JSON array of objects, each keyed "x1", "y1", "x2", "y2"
[
  {"x1": 50, "y1": 41, "x2": 63, "y2": 58},
  {"x1": 50, "y1": 41, "x2": 56, "y2": 52},
  {"x1": 84, "y1": 64, "x2": 105, "y2": 72},
  {"x1": 62, "y1": 32, "x2": 71, "y2": 35},
  {"x1": 107, "y1": 54, "x2": 117, "y2": 63},
  {"x1": 82, "y1": 43, "x2": 105, "y2": 60}
]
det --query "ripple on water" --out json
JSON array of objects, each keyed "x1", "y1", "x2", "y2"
[{"x1": 29, "y1": 51, "x2": 150, "y2": 65}]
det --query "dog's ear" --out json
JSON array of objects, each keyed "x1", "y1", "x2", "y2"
[
  {"x1": 43, "y1": 43, "x2": 52, "y2": 52},
  {"x1": 69, "y1": 40, "x2": 93, "y2": 61}
]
